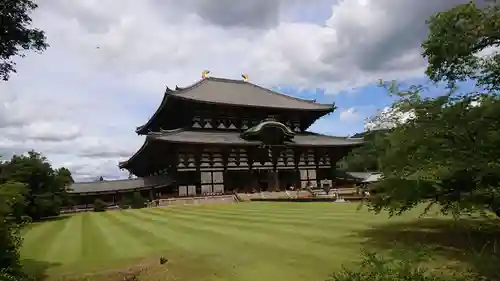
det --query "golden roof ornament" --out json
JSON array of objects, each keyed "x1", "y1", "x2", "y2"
[
  {"x1": 202, "y1": 70, "x2": 210, "y2": 79},
  {"x1": 241, "y1": 74, "x2": 248, "y2": 82}
]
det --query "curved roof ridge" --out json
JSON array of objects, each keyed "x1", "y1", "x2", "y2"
[
  {"x1": 135, "y1": 79, "x2": 208, "y2": 134},
  {"x1": 118, "y1": 136, "x2": 149, "y2": 168},
  {"x1": 135, "y1": 86, "x2": 172, "y2": 133},
  {"x1": 173, "y1": 77, "x2": 208, "y2": 92},
  {"x1": 206, "y1": 76, "x2": 331, "y2": 105},
  {"x1": 153, "y1": 128, "x2": 185, "y2": 135},
  {"x1": 120, "y1": 129, "x2": 188, "y2": 169}
]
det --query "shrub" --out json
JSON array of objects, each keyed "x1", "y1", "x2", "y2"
[
  {"x1": 118, "y1": 198, "x2": 130, "y2": 209},
  {"x1": 0, "y1": 220, "x2": 24, "y2": 281},
  {"x1": 328, "y1": 250, "x2": 467, "y2": 281},
  {"x1": 0, "y1": 182, "x2": 27, "y2": 281},
  {"x1": 93, "y1": 199, "x2": 107, "y2": 212},
  {"x1": 130, "y1": 192, "x2": 145, "y2": 209}
]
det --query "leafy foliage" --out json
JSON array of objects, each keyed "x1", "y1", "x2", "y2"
[
  {"x1": 363, "y1": 1, "x2": 500, "y2": 218},
  {"x1": 0, "y1": 182, "x2": 29, "y2": 224},
  {"x1": 423, "y1": 1, "x2": 500, "y2": 91},
  {"x1": 366, "y1": 85, "x2": 500, "y2": 217},
  {"x1": 118, "y1": 198, "x2": 131, "y2": 209},
  {"x1": 0, "y1": 0, "x2": 48, "y2": 81},
  {"x1": 0, "y1": 152, "x2": 73, "y2": 280},
  {"x1": 328, "y1": 250, "x2": 466, "y2": 281},
  {"x1": 130, "y1": 192, "x2": 146, "y2": 209},
  {"x1": 341, "y1": 130, "x2": 390, "y2": 172},
  {"x1": 0, "y1": 151, "x2": 73, "y2": 220},
  {"x1": 0, "y1": 183, "x2": 27, "y2": 281},
  {"x1": 93, "y1": 199, "x2": 107, "y2": 212}
]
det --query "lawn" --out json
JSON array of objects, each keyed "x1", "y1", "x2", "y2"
[{"x1": 20, "y1": 202, "x2": 499, "y2": 281}]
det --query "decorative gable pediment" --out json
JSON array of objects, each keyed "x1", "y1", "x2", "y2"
[{"x1": 241, "y1": 118, "x2": 295, "y2": 145}]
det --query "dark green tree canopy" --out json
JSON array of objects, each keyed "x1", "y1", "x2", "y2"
[
  {"x1": 0, "y1": 151, "x2": 73, "y2": 220},
  {"x1": 359, "y1": 0, "x2": 500, "y2": 219},
  {"x1": 341, "y1": 130, "x2": 390, "y2": 172},
  {"x1": 422, "y1": 1, "x2": 500, "y2": 91},
  {"x1": 367, "y1": 88, "x2": 500, "y2": 217},
  {"x1": 0, "y1": 0, "x2": 48, "y2": 81}
]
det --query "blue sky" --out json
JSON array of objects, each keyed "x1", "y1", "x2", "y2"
[{"x1": 0, "y1": 0, "x2": 473, "y2": 181}]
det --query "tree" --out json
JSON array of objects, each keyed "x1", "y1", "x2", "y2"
[
  {"x1": 422, "y1": 1, "x2": 500, "y2": 91},
  {"x1": 341, "y1": 130, "x2": 390, "y2": 172},
  {"x1": 0, "y1": 182, "x2": 28, "y2": 224},
  {"x1": 0, "y1": 0, "x2": 48, "y2": 81},
  {"x1": 366, "y1": 85, "x2": 500, "y2": 218},
  {"x1": 0, "y1": 182, "x2": 27, "y2": 280},
  {"x1": 55, "y1": 167, "x2": 74, "y2": 208},
  {"x1": 363, "y1": 0, "x2": 500, "y2": 219},
  {"x1": 0, "y1": 151, "x2": 72, "y2": 220}
]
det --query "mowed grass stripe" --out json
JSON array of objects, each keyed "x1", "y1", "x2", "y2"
[
  {"x1": 116, "y1": 210, "x2": 313, "y2": 280},
  {"x1": 103, "y1": 210, "x2": 173, "y2": 250},
  {"x1": 166, "y1": 202, "x2": 376, "y2": 220},
  {"x1": 147, "y1": 207, "x2": 366, "y2": 250},
  {"x1": 93, "y1": 212, "x2": 147, "y2": 259},
  {"x1": 18, "y1": 203, "x2": 455, "y2": 281},
  {"x1": 163, "y1": 203, "x2": 384, "y2": 222},
  {"x1": 160, "y1": 205, "x2": 386, "y2": 227},
  {"x1": 150, "y1": 206, "x2": 354, "y2": 244},
  {"x1": 155, "y1": 203, "x2": 384, "y2": 228},
  {"x1": 167, "y1": 202, "x2": 364, "y2": 216},
  {"x1": 229, "y1": 202, "x2": 367, "y2": 213},
  {"x1": 134, "y1": 208, "x2": 353, "y2": 262},
  {"x1": 125, "y1": 208, "x2": 344, "y2": 277},
  {"x1": 80, "y1": 212, "x2": 119, "y2": 263},
  {"x1": 151, "y1": 207, "x2": 367, "y2": 247},
  {"x1": 21, "y1": 218, "x2": 73, "y2": 260},
  {"x1": 43, "y1": 214, "x2": 83, "y2": 264}
]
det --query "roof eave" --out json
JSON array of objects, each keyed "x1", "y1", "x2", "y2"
[
  {"x1": 170, "y1": 92, "x2": 335, "y2": 111},
  {"x1": 118, "y1": 135, "x2": 156, "y2": 169},
  {"x1": 135, "y1": 87, "x2": 179, "y2": 134},
  {"x1": 150, "y1": 135, "x2": 364, "y2": 147}
]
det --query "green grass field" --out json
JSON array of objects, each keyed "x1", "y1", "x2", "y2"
[{"x1": 20, "y1": 202, "x2": 497, "y2": 281}]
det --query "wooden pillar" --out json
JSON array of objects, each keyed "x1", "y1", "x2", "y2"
[
  {"x1": 328, "y1": 148, "x2": 337, "y2": 185},
  {"x1": 314, "y1": 148, "x2": 320, "y2": 187},
  {"x1": 272, "y1": 170, "x2": 280, "y2": 191},
  {"x1": 195, "y1": 147, "x2": 202, "y2": 195}
]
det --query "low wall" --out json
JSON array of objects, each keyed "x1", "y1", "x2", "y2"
[{"x1": 62, "y1": 195, "x2": 237, "y2": 213}]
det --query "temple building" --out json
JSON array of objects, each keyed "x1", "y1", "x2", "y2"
[{"x1": 119, "y1": 74, "x2": 363, "y2": 197}]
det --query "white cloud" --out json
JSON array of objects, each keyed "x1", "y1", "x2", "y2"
[
  {"x1": 0, "y1": 0, "x2": 470, "y2": 181},
  {"x1": 339, "y1": 108, "x2": 361, "y2": 122}
]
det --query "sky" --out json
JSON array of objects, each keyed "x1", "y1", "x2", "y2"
[{"x1": 0, "y1": 0, "x2": 472, "y2": 182}]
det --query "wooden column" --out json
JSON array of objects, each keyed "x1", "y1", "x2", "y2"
[
  {"x1": 272, "y1": 170, "x2": 280, "y2": 191},
  {"x1": 195, "y1": 147, "x2": 202, "y2": 195}
]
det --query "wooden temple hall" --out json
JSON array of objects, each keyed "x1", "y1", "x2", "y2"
[{"x1": 119, "y1": 72, "x2": 363, "y2": 197}]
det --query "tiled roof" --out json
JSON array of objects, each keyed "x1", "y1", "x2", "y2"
[
  {"x1": 148, "y1": 129, "x2": 364, "y2": 147},
  {"x1": 68, "y1": 176, "x2": 173, "y2": 194},
  {"x1": 136, "y1": 76, "x2": 334, "y2": 134},
  {"x1": 170, "y1": 77, "x2": 334, "y2": 110}
]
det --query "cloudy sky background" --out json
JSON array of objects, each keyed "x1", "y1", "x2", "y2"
[{"x1": 0, "y1": 0, "x2": 470, "y2": 181}]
